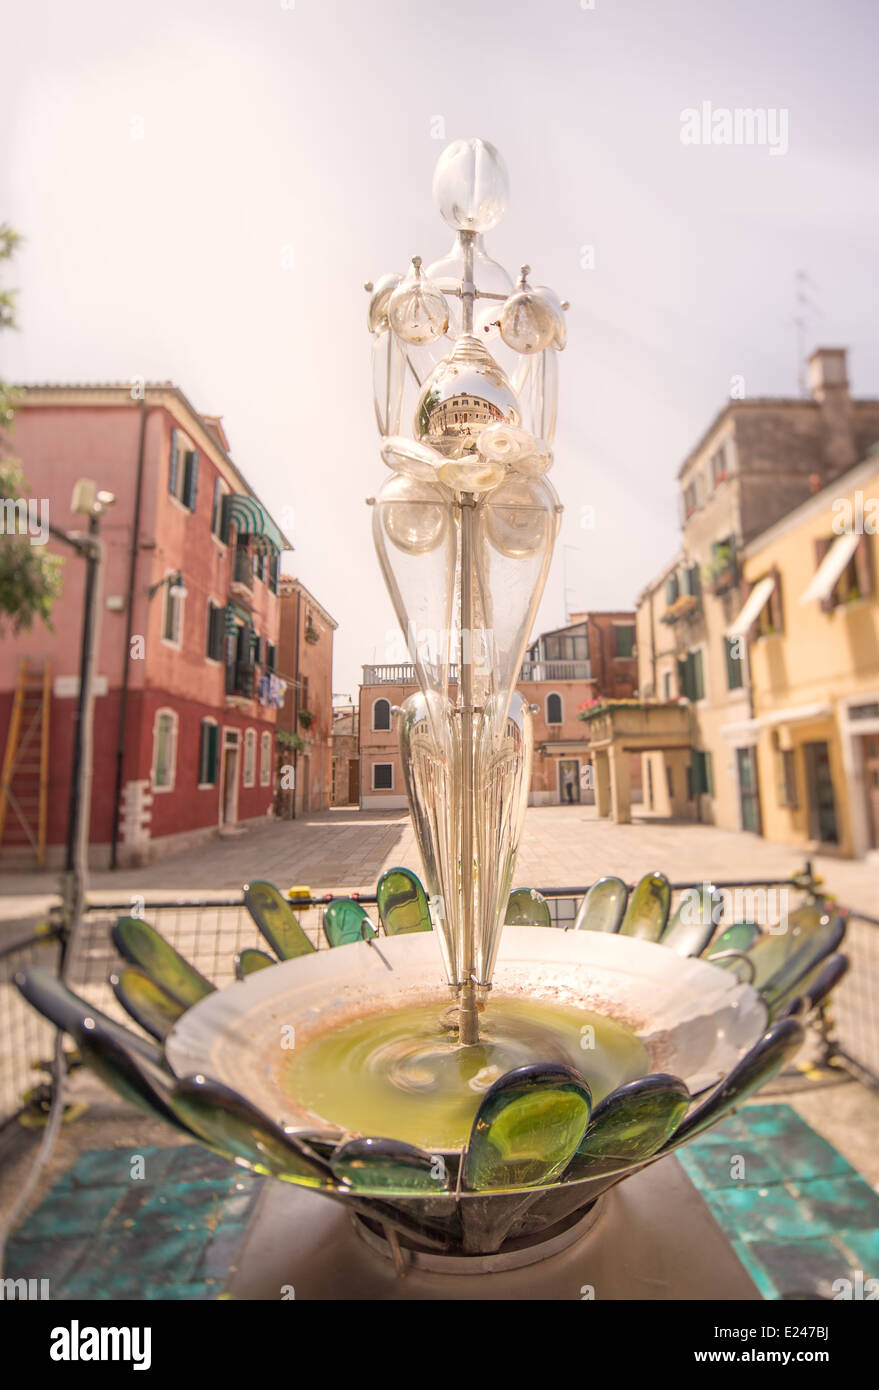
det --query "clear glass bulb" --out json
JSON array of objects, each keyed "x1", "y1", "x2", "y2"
[
  {"x1": 388, "y1": 257, "x2": 449, "y2": 346},
  {"x1": 432, "y1": 138, "x2": 509, "y2": 233},
  {"x1": 379, "y1": 472, "x2": 451, "y2": 555},
  {"x1": 427, "y1": 234, "x2": 513, "y2": 341}
]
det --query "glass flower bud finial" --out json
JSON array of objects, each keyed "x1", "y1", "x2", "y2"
[
  {"x1": 432, "y1": 137, "x2": 509, "y2": 233},
  {"x1": 500, "y1": 266, "x2": 564, "y2": 355},
  {"x1": 388, "y1": 257, "x2": 449, "y2": 346}
]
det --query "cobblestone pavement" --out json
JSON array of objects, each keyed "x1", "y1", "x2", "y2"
[{"x1": 3, "y1": 805, "x2": 878, "y2": 926}]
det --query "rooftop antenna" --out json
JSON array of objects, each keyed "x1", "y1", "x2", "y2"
[{"x1": 792, "y1": 270, "x2": 821, "y2": 396}]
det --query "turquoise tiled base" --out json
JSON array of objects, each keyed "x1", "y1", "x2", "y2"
[
  {"x1": 678, "y1": 1103, "x2": 879, "y2": 1300},
  {"x1": 7, "y1": 1144, "x2": 262, "y2": 1300}
]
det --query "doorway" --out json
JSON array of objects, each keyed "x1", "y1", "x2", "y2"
[
  {"x1": 220, "y1": 728, "x2": 240, "y2": 827},
  {"x1": 347, "y1": 758, "x2": 359, "y2": 805},
  {"x1": 863, "y1": 735, "x2": 879, "y2": 850},
  {"x1": 736, "y1": 746, "x2": 761, "y2": 833},
  {"x1": 559, "y1": 759, "x2": 580, "y2": 805},
  {"x1": 804, "y1": 740, "x2": 839, "y2": 844}
]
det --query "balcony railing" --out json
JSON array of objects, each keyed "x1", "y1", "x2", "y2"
[
  {"x1": 362, "y1": 659, "x2": 592, "y2": 685},
  {"x1": 519, "y1": 660, "x2": 592, "y2": 681}
]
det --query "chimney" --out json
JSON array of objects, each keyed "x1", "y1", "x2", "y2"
[{"x1": 807, "y1": 347, "x2": 856, "y2": 475}]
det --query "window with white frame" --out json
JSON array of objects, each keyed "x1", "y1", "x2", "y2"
[
  {"x1": 152, "y1": 709, "x2": 178, "y2": 791},
  {"x1": 546, "y1": 692, "x2": 563, "y2": 725},
  {"x1": 372, "y1": 763, "x2": 393, "y2": 790},
  {"x1": 260, "y1": 731, "x2": 272, "y2": 786},
  {"x1": 162, "y1": 576, "x2": 185, "y2": 646},
  {"x1": 198, "y1": 719, "x2": 219, "y2": 786},
  {"x1": 243, "y1": 728, "x2": 256, "y2": 787},
  {"x1": 373, "y1": 698, "x2": 391, "y2": 731}
]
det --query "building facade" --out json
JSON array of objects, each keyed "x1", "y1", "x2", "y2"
[
  {"x1": 331, "y1": 704, "x2": 359, "y2": 806},
  {"x1": 0, "y1": 384, "x2": 290, "y2": 867},
  {"x1": 739, "y1": 453, "x2": 879, "y2": 859},
  {"x1": 628, "y1": 347, "x2": 879, "y2": 839},
  {"x1": 275, "y1": 577, "x2": 337, "y2": 817}
]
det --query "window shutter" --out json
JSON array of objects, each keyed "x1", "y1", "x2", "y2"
[
  {"x1": 814, "y1": 539, "x2": 834, "y2": 613},
  {"x1": 768, "y1": 567, "x2": 784, "y2": 632},
  {"x1": 692, "y1": 650, "x2": 705, "y2": 700},
  {"x1": 168, "y1": 429, "x2": 179, "y2": 496},
  {"x1": 211, "y1": 478, "x2": 223, "y2": 535},
  {"x1": 184, "y1": 450, "x2": 199, "y2": 511},
  {"x1": 666, "y1": 574, "x2": 679, "y2": 605},
  {"x1": 677, "y1": 656, "x2": 688, "y2": 699},
  {"x1": 854, "y1": 535, "x2": 874, "y2": 599},
  {"x1": 208, "y1": 723, "x2": 219, "y2": 783}
]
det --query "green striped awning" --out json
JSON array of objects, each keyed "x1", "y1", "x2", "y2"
[
  {"x1": 222, "y1": 494, "x2": 284, "y2": 554},
  {"x1": 225, "y1": 601, "x2": 253, "y2": 634}
]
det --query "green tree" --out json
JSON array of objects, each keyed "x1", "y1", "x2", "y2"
[{"x1": 0, "y1": 224, "x2": 62, "y2": 633}]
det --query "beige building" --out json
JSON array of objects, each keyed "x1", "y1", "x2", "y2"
[
  {"x1": 632, "y1": 347, "x2": 879, "y2": 835},
  {"x1": 276, "y1": 578, "x2": 337, "y2": 816},
  {"x1": 739, "y1": 452, "x2": 879, "y2": 859}
]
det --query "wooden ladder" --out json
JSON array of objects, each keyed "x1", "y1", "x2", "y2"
[{"x1": 0, "y1": 658, "x2": 51, "y2": 866}]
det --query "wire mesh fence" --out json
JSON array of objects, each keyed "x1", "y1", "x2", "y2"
[{"x1": 1, "y1": 879, "x2": 878, "y2": 1129}]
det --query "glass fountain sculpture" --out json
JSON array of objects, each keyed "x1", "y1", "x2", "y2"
[{"x1": 15, "y1": 140, "x2": 849, "y2": 1264}]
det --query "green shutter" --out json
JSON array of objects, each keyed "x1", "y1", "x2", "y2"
[
  {"x1": 666, "y1": 574, "x2": 679, "y2": 605},
  {"x1": 208, "y1": 723, "x2": 219, "y2": 783},
  {"x1": 725, "y1": 636, "x2": 743, "y2": 690},
  {"x1": 184, "y1": 450, "x2": 199, "y2": 511},
  {"x1": 168, "y1": 429, "x2": 179, "y2": 496}
]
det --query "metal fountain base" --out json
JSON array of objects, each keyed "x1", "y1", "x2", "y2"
[{"x1": 226, "y1": 1152, "x2": 759, "y2": 1300}]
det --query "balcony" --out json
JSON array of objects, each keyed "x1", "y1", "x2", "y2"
[
  {"x1": 226, "y1": 661, "x2": 255, "y2": 701},
  {"x1": 363, "y1": 663, "x2": 461, "y2": 685},
  {"x1": 519, "y1": 659, "x2": 592, "y2": 682}
]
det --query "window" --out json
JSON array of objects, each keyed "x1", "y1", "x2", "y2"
[
  {"x1": 681, "y1": 565, "x2": 701, "y2": 598},
  {"x1": 756, "y1": 571, "x2": 784, "y2": 636},
  {"x1": 373, "y1": 698, "x2": 391, "y2": 731},
  {"x1": 211, "y1": 478, "x2": 225, "y2": 538},
  {"x1": 162, "y1": 576, "x2": 184, "y2": 646},
  {"x1": 724, "y1": 635, "x2": 744, "y2": 691},
  {"x1": 168, "y1": 429, "x2": 198, "y2": 510},
  {"x1": 683, "y1": 480, "x2": 699, "y2": 517},
  {"x1": 614, "y1": 624, "x2": 635, "y2": 658},
  {"x1": 265, "y1": 642, "x2": 277, "y2": 673},
  {"x1": 243, "y1": 729, "x2": 257, "y2": 787},
  {"x1": 372, "y1": 763, "x2": 393, "y2": 790},
  {"x1": 663, "y1": 670, "x2": 672, "y2": 701},
  {"x1": 546, "y1": 692, "x2": 563, "y2": 725},
  {"x1": 198, "y1": 720, "x2": 219, "y2": 786},
  {"x1": 665, "y1": 573, "x2": 679, "y2": 606},
  {"x1": 677, "y1": 648, "x2": 705, "y2": 701},
  {"x1": 260, "y1": 731, "x2": 272, "y2": 787},
  {"x1": 813, "y1": 536, "x2": 874, "y2": 611},
  {"x1": 206, "y1": 601, "x2": 225, "y2": 662},
  {"x1": 268, "y1": 552, "x2": 280, "y2": 595},
  {"x1": 152, "y1": 709, "x2": 178, "y2": 791},
  {"x1": 691, "y1": 749, "x2": 714, "y2": 797},
  {"x1": 710, "y1": 444, "x2": 729, "y2": 488}
]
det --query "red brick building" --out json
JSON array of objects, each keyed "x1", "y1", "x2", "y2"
[
  {"x1": 276, "y1": 577, "x2": 337, "y2": 816},
  {"x1": 358, "y1": 610, "x2": 639, "y2": 810},
  {"x1": 0, "y1": 384, "x2": 291, "y2": 867}
]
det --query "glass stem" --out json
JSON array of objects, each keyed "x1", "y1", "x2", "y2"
[{"x1": 458, "y1": 490, "x2": 478, "y2": 1045}]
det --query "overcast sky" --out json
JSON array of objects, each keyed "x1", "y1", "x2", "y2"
[{"x1": 3, "y1": 0, "x2": 878, "y2": 698}]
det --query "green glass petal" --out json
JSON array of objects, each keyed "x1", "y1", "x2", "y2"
[
  {"x1": 170, "y1": 1074, "x2": 334, "y2": 1186},
  {"x1": 463, "y1": 1063, "x2": 592, "y2": 1192},
  {"x1": 665, "y1": 1017, "x2": 805, "y2": 1149},
  {"x1": 755, "y1": 909, "x2": 845, "y2": 1007},
  {"x1": 377, "y1": 867, "x2": 432, "y2": 935},
  {"x1": 75, "y1": 1019, "x2": 191, "y2": 1135},
  {"x1": 13, "y1": 966, "x2": 163, "y2": 1066},
  {"x1": 572, "y1": 876, "x2": 628, "y2": 933},
  {"x1": 771, "y1": 952, "x2": 849, "y2": 1020},
  {"x1": 661, "y1": 885, "x2": 721, "y2": 956},
  {"x1": 504, "y1": 888, "x2": 552, "y2": 928},
  {"x1": 112, "y1": 916, "x2": 214, "y2": 1007},
  {"x1": 330, "y1": 1136, "x2": 449, "y2": 1193},
  {"x1": 618, "y1": 872, "x2": 670, "y2": 942},
  {"x1": 565, "y1": 1073, "x2": 690, "y2": 1181},
  {"x1": 110, "y1": 967, "x2": 187, "y2": 1042},
  {"x1": 234, "y1": 947, "x2": 276, "y2": 979},
  {"x1": 323, "y1": 897, "x2": 377, "y2": 947},
  {"x1": 244, "y1": 880, "x2": 316, "y2": 959},
  {"x1": 705, "y1": 921, "x2": 760, "y2": 958}
]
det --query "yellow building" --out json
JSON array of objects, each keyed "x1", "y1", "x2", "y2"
[{"x1": 736, "y1": 452, "x2": 879, "y2": 859}]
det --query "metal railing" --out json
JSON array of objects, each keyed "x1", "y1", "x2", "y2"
[{"x1": 2, "y1": 875, "x2": 878, "y2": 1131}]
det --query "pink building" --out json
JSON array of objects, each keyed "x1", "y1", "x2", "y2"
[{"x1": 0, "y1": 384, "x2": 291, "y2": 867}]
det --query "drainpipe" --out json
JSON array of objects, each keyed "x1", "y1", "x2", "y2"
[
  {"x1": 110, "y1": 397, "x2": 148, "y2": 869},
  {"x1": 292, "y1": 585, "x2": 301, "y2": 818}
]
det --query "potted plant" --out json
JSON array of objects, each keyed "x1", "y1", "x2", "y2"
[
  {"x1": 305, "y1": 623, "x2": 319, "y2": 644},
  {"x1": 298, "y1": 708, "x2": 315, "y2": 730}
]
